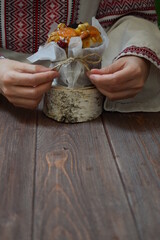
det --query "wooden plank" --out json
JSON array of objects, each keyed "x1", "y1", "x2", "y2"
[
  {"x1": 0, "y1": 95, "x2": 36, "y2": 240},
  {"x1": 33, "y1": 109, "x2": 140, "y2": 240},
  {"x1": 102, "y1": 112, "x2": 160, "y2": 240}
]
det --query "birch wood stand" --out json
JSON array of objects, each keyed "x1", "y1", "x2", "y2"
[{"x1": 43, "y1": 85, "x2": 104, "y2": 123}]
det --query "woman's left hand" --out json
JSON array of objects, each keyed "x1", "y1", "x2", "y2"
[{"x1": 87, "y1": 56, "x2": 150, "y2": 100}]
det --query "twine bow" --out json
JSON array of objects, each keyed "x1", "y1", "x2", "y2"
[{"x1": 51, "y1": 53, "x2": 102, "y2": 71}]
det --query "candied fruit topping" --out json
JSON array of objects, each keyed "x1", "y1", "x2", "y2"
[{"x1": 57, "y1": 39, "x2": 68, "y2": 49}]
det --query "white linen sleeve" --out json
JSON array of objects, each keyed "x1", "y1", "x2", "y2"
[
  {"x1": 103, "y1": 15, "x2": 160, "y2": 68},
  {"x1": 102, "y1": 15, "x2": 160, "y2": 112}
]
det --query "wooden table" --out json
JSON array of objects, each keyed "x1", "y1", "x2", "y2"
[{"x1": 0, "y1": 94, "x2": 160, "y2": 240}]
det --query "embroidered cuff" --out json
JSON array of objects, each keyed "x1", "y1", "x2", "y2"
[{"x1": 114, "y1": 45, "x2": 160, "y2": 69}]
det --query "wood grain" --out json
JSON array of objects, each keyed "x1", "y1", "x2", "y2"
[
  {"x1": 33, "y1": 109, "x2": 139, "y2": 240},
  {"x1": 102, "y1": 112, "x2": 160, "y2": 240},
  {"x1": 0, "y1": 95, "x2": 36, "y2": 240}
]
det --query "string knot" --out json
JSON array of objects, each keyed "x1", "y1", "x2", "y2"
[{"x1": 51, "y1": 53, "x2": 102, "y2": 71}]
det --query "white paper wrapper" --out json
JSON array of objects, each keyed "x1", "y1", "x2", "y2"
[{"x1": 27, "y1": 17, "x2": 109, "y2": 88}]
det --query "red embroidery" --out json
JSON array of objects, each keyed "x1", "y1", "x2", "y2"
[
  {"x1": 2, "y1": 0, "x2": 80, "y2": 53},
  {"x1": 116, "y1": 46, "x2": 160, "y2": 67},
  {"x1": 70, "y1": 0, "x2": 80, "y2": 24},
  {"x1": 5, "y1": 1, "x2": 41, "y2": 53},
  {"x1": 97, "y1": 0, "x2": 157, "y2": 28}
]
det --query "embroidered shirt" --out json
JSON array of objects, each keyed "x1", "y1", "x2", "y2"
[{"x1": 0, "y1": 0, "x2": 157, "y2": 53}]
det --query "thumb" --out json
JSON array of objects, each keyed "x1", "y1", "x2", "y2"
[{"x1": 90, "y1": 59, "x2": 124, "y2": 75}]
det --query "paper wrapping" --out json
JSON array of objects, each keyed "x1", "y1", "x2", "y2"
[{"x1": 28, "y1": 17, "x2": 109, "y2": 88}]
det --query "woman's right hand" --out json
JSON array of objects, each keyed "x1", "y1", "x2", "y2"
[{"x1": 0, "y1": 59, "x2": 59, "y2": 109}]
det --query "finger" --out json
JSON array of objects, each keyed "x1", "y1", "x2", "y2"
[
  {"x1": 89, "y1": 59, "x2": 125, "y2": 75},
  {"x1": 90, "y1": 75, "x2": 141, "y2": 93},
  {"x1": 98, "y1": 87, "x2": 139, "y2": 101},
  {"x1": 14, "y1": 61, "x2": 54, "y2": 74},
  {"x1": 3, "y1": 81, "x2": 52, "y2": 99},
  {"x1": 7, "y1": 96, "x2": 42, "y2": 109},
  {"x1": 88, "y1": 68, "x2": 132, "y2": 91},
  {"x1": 6, "y1": 70, "x2": 59, "y2": 87}
]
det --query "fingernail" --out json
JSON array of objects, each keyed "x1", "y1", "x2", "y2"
[{"x1": 89, "y1": 74, "x2": 96, "y2": 80}]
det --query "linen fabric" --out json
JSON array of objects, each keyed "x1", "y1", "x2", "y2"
[{"x1": 0, "y1": 0, "x2": 160, "y2": 112}]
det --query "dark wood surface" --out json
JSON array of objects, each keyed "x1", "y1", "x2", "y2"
[{"x1": 0, "y1": 94, "x2": 160, "y2": 240}]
